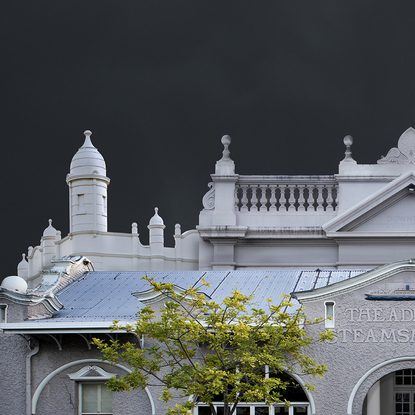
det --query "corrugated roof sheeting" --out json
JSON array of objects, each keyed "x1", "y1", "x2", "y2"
[
  {"x1": 190, "y1": 271, "x2": 230, "y2": 297},
  {"x1": 49, "y1": 269, "x2": 369, "y2": 324},
  {"x1": 209, "y1": 270, "x2": 302, "y2": 311},
  {"x1": 294, "y1": 271, "x2": 319, "y2": 292}
]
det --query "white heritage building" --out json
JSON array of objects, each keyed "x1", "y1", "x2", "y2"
[{"x1": 3, "y1": 128, "x2": 415, "y2": 414}]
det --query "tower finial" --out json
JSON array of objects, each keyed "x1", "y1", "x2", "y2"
[{"x1": 82, "y1": 130, "x2": 94, "y2": 148}]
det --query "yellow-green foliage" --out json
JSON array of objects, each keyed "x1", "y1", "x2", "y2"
[{"x1": 92, "y1": 276, "x2": 335, "y2": 415}]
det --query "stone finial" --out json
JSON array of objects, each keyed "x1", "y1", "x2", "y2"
[
  {"x1": 175, "y1": 223, "x2": 181, "y2": 236},
  {"x1": 132, "y1": 222, "x2": 138, "y2": 234},
  {"x1": 220, "y1": 135, "x2": 232, "y2": 161},
  {"x1": 342, "y1": 135, "x2": 354, "y2": 162},
  {"x1": 215, "y1": 135, "x2": 235, "y2": 175}
]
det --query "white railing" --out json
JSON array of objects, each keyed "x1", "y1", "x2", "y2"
[{"x1": 235, "y1": 176, "x2": 338, "y2": 212}]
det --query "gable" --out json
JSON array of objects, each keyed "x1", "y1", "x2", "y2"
[
  {"x1": 342, "y1": 193, "x2": 415, "y2": 232},
  {"x1": 293, "y1": 259, "x2": 415, "y2": 303},
  {"x1": 324, "y1": 172, "x2": 415, "y2": 235}
]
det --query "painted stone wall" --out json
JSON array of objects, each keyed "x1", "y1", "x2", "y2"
[
  {"x1": 0, "y1": 334, "x2": 27, "y2": 414},
  {"x1": 301, "y1": 270, "x2": 415, "y2": 415}
]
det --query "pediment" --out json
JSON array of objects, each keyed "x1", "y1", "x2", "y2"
[
  {"x1": 294, "y1": 259, "x2": 415, "y2": 302},
  {"x1": 324, "y1": 172, "x2": 415, "y2": 235},
  {"x1": 68, "y1": 365, "x2": 116, "y2": 381}
]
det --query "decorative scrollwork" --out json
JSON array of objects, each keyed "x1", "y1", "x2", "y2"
[
  {"x1": 378, "y1": 127, "x2": 415, "y2": 164},
  {"x1": 202, "y1": 182, "x2": 215, "y2": 210}
]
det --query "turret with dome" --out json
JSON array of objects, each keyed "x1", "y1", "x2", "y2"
[
  {"x1": 15, "y1": 130, "x2": 199, "y2": 288},
  {"x1": 66, "y1": 130, "x2": 110, "y2": 233}
]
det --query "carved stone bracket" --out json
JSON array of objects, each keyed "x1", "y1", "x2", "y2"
[
  {"x1": 378, "y1": 127, "x2": 415, "y2": 164},
  {"x1": 202, "y1": 182, "x2": 215, "y2": 210}
]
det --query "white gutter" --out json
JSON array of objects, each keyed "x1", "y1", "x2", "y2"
[
  {"x1": 1, "y1": 320, "x2": 134, "y2": 335},
  {"x1": 25, "y1": 337, "x2": 39, "y2": 415}
]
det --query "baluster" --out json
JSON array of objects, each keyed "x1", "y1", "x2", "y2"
[
  {"x1": 276, "y1": 185, "x2": 282, "y2": 211},
  {"x1": 308, "y1": 185, "x2": 317, "y2": 211},
  {"x1": 260, "y1": 185, "x2": 268, "y2": 211},
  {"x1": 234, "y1": 186, "x2": 240, "y2": 211},
  {"x1": 288, "y1": 184, "x2": 296, "y2": 211},
  {"x1": 297, "y1": 185, "x2": 306, "y2": 211},
  {"x1": 253, "y1": 185, "x2": 261, "y2": 211},
  {"x1": 240, "y1": 185, "x2": 249, "y2": 212},
  {"x1": 316, "y1": 184, "x2": 324, "y2": 211},
  {"x1": 332, "y1": 185, "x2": 338, "y2": 211},
  {"x1": 325, "y1": 185, "x2": 334, "y2": 211},
  {"x1": 269, "y1": 185, "x2": 277, "y2": 212}
]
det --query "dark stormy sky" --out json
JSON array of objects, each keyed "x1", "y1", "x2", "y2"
[{"x1": 2, "y1": 1, "x2": 415, "y2": 278}]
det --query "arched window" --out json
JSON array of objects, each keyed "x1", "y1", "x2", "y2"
[{"x1": 195, "y1": 368, "x2": 310, "y2": 415}]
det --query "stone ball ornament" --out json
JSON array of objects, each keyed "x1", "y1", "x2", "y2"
[
  {"x1": 1, "y1": 275, "x2": 28, "y2": 293},
  {"x1": 343, "y1": 135, "x2": 353, "y2": 147},
  {"x1": 221, "y1": 135, "x2": 231, "y2": 146}
]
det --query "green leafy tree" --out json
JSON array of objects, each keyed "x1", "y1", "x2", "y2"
[{"x1": 93, "y1": 276, "x2": 334, "y2": 415}]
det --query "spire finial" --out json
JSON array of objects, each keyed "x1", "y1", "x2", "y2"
[
  {"x1": 81, "y1": 130, "x2": 94, "y2": 148},
  {"x1": 342, "y1": 135, "x2": 354, "y2": 161},
  {"x1": 48, "y1": 219, "x2": 52, "y2": 226}
]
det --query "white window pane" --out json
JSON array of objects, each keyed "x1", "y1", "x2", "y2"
[
  {"x1": 100, "y1": 384, "x2": 113, "y2": 413},
  {"x1": 81, "y1": 383, "x2": 112, "y2": 414},
  {"x1": 82, "y1": 384, "x2": 98, "y2": 412}
]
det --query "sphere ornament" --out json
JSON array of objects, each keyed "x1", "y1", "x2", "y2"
[
  {"x1": 221, "y1": 135, "x2": 231, "y2": 146},
  {"x1": 343, "y1": 135, "x2": 353, "y2": 147},
  {"x1": 1, "y1": 276, "x2": 28, "y2": 293}
]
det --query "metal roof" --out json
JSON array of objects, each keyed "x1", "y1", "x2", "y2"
[{"x1": 2, "y1": 269, "x2": 366, "y2": 332}]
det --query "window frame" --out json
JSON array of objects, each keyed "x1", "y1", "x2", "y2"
[
  {"x1": 324, "y1": 300, "x2": 335, "y2": 328},
  {"x1": 194, "y1": 402, "x2": 310, "y2": 415},
  {"x1": 78, "y1": 382, "x2": 113, "y2": 415},
  {"x1": 0, "y1": 304, "x2": 8, "y2": 324},
  {"x1": 194, "y1": 366, "x2": 310, "y2": 415}
]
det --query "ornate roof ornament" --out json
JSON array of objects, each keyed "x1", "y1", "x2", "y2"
[
  {"x1": 342, "y1": 135, "x2": 354, "y2": 162},
  {"x1": 378, "y1": 127, "x2": 415, "y2": 164},
  {"x1": 215, "y1": 135, "x2": 235, "y2": 175},
  {"x1": 220, "y1": 135, "x2": 232, "y2": 161}
]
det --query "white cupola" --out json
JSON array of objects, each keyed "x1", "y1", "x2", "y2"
[
  {"x1": 66, "y1": 130, "x2": 110, "y2": 233},
  {"x1": 148, "y1": 208, "x2": 166, "y2": 270}
]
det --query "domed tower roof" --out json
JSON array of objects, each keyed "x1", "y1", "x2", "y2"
[
  {"x1": 69, "y1": 130, "x2": 106, "y2": 176},
  {"x1": 42, "y1": 219, "x2": 56, "y2": 238},
  {"x1": 149, "y1": 207, "x2": 165, "y2": 226}
]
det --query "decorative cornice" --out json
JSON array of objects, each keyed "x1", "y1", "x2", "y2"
[
  {"x1": 66, "y1": 173, "x2": 110, "y2": 184},
  {"x1": 197, "y1": 226, "x2": 248, "y2": 239}
]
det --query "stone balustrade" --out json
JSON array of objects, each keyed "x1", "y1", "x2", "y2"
[{"x1": 235, "y1": 175, "x2": 338, "y2": 212}]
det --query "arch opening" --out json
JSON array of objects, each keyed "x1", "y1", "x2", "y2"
[
  {"x1": 194, "y1": 368, "x2": 312, "y2": 415},
  {"x1": 362, "y1": 368, "x2": 415, "y2": 415}
]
